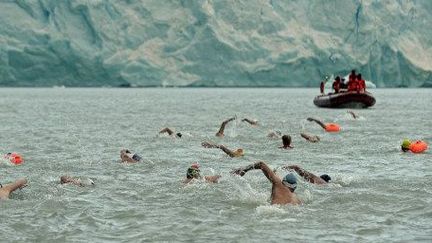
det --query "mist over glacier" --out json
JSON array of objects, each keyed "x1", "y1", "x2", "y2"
[{"x1": 0, "y1": 0, "x2": 431, "y2": 87}]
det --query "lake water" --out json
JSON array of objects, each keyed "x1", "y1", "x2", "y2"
[{"x1": 0, "y1": 88, "x2": 431, "y2": 242}]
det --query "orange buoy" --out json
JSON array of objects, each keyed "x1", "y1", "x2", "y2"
[
  {"x1": 4, "y1": 153, "x2": 24, "y2": 165},
  {"x1": 325, "y1": 123, "x2": 341, "y2": 132},
  {"x1": 409, "y1": 140, "x2": 428, "y2": 153}
]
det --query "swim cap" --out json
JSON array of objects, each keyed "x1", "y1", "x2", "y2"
[
  {"x1": 132, "y1": 154, "x2": 142, "y2": 162},
  {"x1": 401, "y1": 139, "x2": 411, "y2": 149},
  {"x1": 186, "y1": 167, "x2": 200, "y2": 179},
  {"x1": 176, "y1": 132, "x2": 182, "y2": 138},
  {"x1": 320, "y1": 174, "x2": 331, "y2": 183},
  {"x1": 282, "y1": 173, "x2": 297, "y2": 191}
]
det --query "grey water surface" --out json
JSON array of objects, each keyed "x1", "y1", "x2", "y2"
[{"x1": 0, "y1": 88, "x2": 431, "y2": 242}]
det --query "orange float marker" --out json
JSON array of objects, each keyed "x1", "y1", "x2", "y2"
[
  {"x1": 325, "y1": 123, "x2": 341, "y2": 132},
  {"x1": 409, "y1": 141, "x2": 428, "y2": 153}
]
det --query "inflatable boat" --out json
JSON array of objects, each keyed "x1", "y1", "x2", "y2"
[{"x1": 313, "y1": 91, "x2": 376, "y2": 108}]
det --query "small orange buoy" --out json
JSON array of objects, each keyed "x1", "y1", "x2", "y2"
[
  {"x1": 409, "y1": 140, "x2": 428, "y2": 153},
  {"x1": 325, "y1": 123, "x2": 341, "y2": 132},
  {"x1": 4, "y1": 153, "x2": 24, "y2": 165}
]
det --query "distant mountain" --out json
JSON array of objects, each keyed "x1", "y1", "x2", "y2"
[{"x1": 0, "y1": 0, "x2": 431, "y2": 87}]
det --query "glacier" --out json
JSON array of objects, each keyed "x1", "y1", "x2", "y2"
[{"x1": 0, "y1": 0, "x2": 431, "y2": 87}]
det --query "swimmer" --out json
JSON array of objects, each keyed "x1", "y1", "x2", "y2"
[
  {"x1": 267, "y1": 130, "x2": 282, "y2": 139},
  {"x1": 60, "y1": 176, "x2": 94, "y2": 187},
  {"x1": 279, "y1": 135, "x2": 293, "y2": 149},
  {"x1": 242, "y1": 118, "x2": 258, "y2": 126},
  {"x1": 307, "y1": 117, "x2": 340, "y2": 132},
  {"x1": 201, "y1": 141, "x2": 244, "y2": 158},
  {"x1": 216, "y1": 117, "x2": 236, "y2": 137},
  {"x1": 120, "y1": 149, "x2": 142, "y2": 163},
  {"x1": 0, "y1": 178, "x2": 27, "y2": 200},
  {"x1": 300, "y1": 132, "x2": 320, "y2": 143},
  {"x1": 282, "y1": 165, "x2": 331, "y2": 185},
  {"x1": 231, "y1": 161, "x2": 301, "y2": 205},
  {"x1": 183, "y1": 163, "x2": 221, "y2": 184},
  {"x1": 159, "y1": 127, "x2": 182, "y2": 138},
  {"x1": 347, "y1": 111, "x2": 358, "y2": 119}
]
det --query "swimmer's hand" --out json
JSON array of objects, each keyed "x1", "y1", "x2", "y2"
[
  {"x1": 306, "y1": 117, "x2": 314, "y2": 122},
  {"x1": 231, "y1": 168, "x2": 246, "y2": 176}
]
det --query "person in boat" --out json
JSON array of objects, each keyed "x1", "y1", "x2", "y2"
[
  {"x1": 60, "y1": 176, "x2": 94, "y2": 186},
  {"x1": 347, "y1": 70, "x2": 359, "y2": 92},
  {"x1": 282, "y1": 165, "x2": 331, "y2": 184},
  {"x1": 332, "y1": 76, "x2": 341, "y2": 93},
  {"x1": 216, "y1": 117, "x2": 236, "y2": 137},
  {"x1": 120, "y1": 149, "x2": 142, "y2": 163},
  {"x1": 201, "y1": 141, "x2": 244, "y2": 158},
  {"x1": 0, "y1": 178, "x2": 27, "y2": 200},
  {"x1": 280, "y1": 135, "x2": 293, "y2": 149},
  {"x1": 357, "y1": 73, "x2": 366, "y2": 92},
  {"x1": 242, "y1": 118, "x2": 258, "y2": 126},
  {"x1": 307, "y1": 117, "x2": 340, "y2": 132},
  {"x1": 231, "y1": 161, "x2": 301, "y2": 205},
  {"x1": 183, "y1": 162, "x2": 221, "y2": 184},
  {"x1": 340, "y1": 78, "x2": 347, "y2": 89},
  {"x1": 267, "y1": 130, "x2": 282, "y2": 139},
  {"x1": 159, "y1": 127, "x2": 182, "y2": 138},
  {"x1": 300, "y1": 132, "x2": 320, "y2": 143}
]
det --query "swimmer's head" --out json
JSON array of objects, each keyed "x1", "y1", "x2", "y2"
[
  {"x1": 336, "y1": 76, "x2": 340, "y2": 81},
  {"x1": 401, "y1": 139, "x2": 411, "y2": 152},
  {"x1": 282, "y1": 173, "x2": 297, "y2": 192},
  {"x1": 186, "y1": 163, "x2": 201, "y2": 179},
  {"x1": 60, "y1": 176, "x2": 71, "y2": 184},
  {"x1": 351, "y1": 69, "x2": 356, "y2": 74},
  {"x1": 176, "y1": 132, "x2": 182, "y2": 138},
  {"x1": 320, "y1": 174, "x2": 331, "y2": 183},
  {"x1": 235, "y1": 149, "x2": 244, "y2": 156},
  {"x1": 282, "y1": 135, "x2": 292, "y2": 147}
]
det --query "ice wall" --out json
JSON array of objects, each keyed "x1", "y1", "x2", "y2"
[{"x1": 0, "y1": 0, "x2": 431, "y2": 87}]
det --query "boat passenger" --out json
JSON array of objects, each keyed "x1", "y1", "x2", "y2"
[
  {"x1": 0, "y1": 178, "x2": 27, "y2": 200},
  {"x1": 282, "y1": 165, "x2": 331, "y2": 185},
  {"x1": 216, "y1": 117, "x2": 236, "y2": 137},
  {"x1": 201, "y1": 141, "x2": 244, "y2": 158},
  {"x1": 332, "y1": 76, "x2": 341, "y2": 93},
  {"x1": 183, "y1": 162, "x2": 221, "y2": 184},
  {"x1": 231, "y1": 161, "x2": 301, "y2": 205},
  {"x1": 159, "y1": 127, "x2": 182, "y2": 138},
  {"x1": 357, "y1": 74, "x2": 366, "y2": 92}
]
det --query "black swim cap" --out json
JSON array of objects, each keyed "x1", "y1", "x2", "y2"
[
  {"x1": 320, "y1": 174, "x2": 331, "y2": 182},
  {"x1": 176, "y1": 132, "x2": 182, "y2": 138}
]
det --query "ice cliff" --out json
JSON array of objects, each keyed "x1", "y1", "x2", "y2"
[{"x1": 0, "y1": 0, "x2": 431, "y2": 87}]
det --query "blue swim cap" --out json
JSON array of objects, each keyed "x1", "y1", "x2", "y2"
[{"x1": 282, "y1": 173, "x2": 297, "y2": 191}]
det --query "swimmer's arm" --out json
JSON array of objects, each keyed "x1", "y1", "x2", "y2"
[
  {"x1": 232, "y1": 162, "x2": 279, "y2": 184},
  {"x1": 159, "y1": 127, "x2": 174, "y2": 136},
  {"x1": 218, "y1": 145, "x2": 235, "y2": 157},
  {"x1": 283, "y1": 165, "x2": 318, "y2": 183},
  {"x1": 2, "y1": 178, "x2": 27, "y2": 193},
  {"x1": 204, "y1": 175, "x2": 221, "y2": 183},
  {"x1": 216, "y1": 117, "x2": 235, "y2": 136},
  {"x1": 201, "y1": 141, "x2": 219, "y2": 149},
  {"x1": 307, "y1": 117, "x2": 326, "y2": 129},
  {"x1": 242, "y1": 118, "x2": 257, "y2": 125}
]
